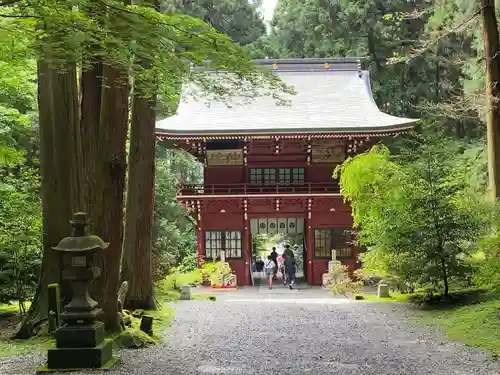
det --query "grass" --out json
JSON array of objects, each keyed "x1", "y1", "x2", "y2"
[
  {"x1": 417, "y1": 297, "x2": 500, "y2": 355},
  {"x1": 192, "y1": 293, "x2": 216, "y2": 301},
  {"x1": 0, "y1": 302, "x2": 53, "y2": 357},
  {"x1": 358, "y1": 292, "x2": 410, "y2": 302},
  {"x1": 360, "y1": 287, "x2": 500, "y2": 355},
  {"x1": 0, "y1": 299, "x2": 178, "y2": 357}
]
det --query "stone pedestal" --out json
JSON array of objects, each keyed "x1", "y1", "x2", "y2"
[
  {"x1": 48, "y1": 340, "x2": 113, "y2": 369},
  {"x1": 180, "y1": 285, "x2": 192, "y2": 300},
  {"x1": 377, "y1": 283, "x2": 390, "y2": 298},
  {"x1": 322, "y1": 273, "x2": 331, "y2": 286}
]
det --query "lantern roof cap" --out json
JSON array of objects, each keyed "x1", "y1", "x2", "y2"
[{"x1": 52, "y1": 212, "x2": 109, "y2": 253}]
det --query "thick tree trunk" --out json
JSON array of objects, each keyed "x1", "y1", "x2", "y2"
[
  {"x1": 481, "y1": 0, "x2": 500, "y2": 200},
  {"x1": 85, "y1": 64, "x2": 129, "y2": 330},
  {"x1": 121, "y1": 93, "x2": 156, "y2": 310},
  {"x1": 16, "y1": 61, "x2": 81, "y2": 337},
  {"x1": 121, "y1": 0, "x2": 159, "y2": 310}
]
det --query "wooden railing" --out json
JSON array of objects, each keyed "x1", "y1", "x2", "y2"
[{"x1": 178, "y1": 182, "x2": 340, "y2": 196}]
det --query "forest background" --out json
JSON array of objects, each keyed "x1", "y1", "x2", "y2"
[{"x1": 2, "y1": 0, "x2": 500, "y2": 350}]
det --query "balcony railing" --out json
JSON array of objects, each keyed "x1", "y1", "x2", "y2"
[{"x1": 178, "y1": 182, "x2": 340, "y2": 196}]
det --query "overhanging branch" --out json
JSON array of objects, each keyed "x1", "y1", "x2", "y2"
[{"x1": 389, "y1": 6, "x2": 486, "y2": 65}]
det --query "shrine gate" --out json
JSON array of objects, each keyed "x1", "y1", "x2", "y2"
[{"x1": 155, "y1": 58, "x2": 418, "y2": 286}]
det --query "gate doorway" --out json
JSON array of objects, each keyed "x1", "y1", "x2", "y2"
[{"x1": 249, "y1": 217, "x2": 306, "y2": 287}]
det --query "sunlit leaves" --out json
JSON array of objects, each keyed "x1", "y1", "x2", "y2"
[{"x1": 337, "y1": 136, "x2": 489, "y2": 293}]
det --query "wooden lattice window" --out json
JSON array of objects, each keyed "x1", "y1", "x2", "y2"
[
  {"x1": 249, "y1": 168, "x2": 262, "y2": 184},
  {"x1": 290, "y1": 167, "x2": 305, "y2": 183},
  {"x1": 262, "y1": 168, "x2": 276, "y2": 185},
  {"x1": 279, "y1": 168, "x2": 291, "y2": 184},
  {"x1": 250, "y1": 167, "x2": 305, "y2": 185},
  {"x1": 205, "y1": 230, "x2": 242, "y2": 259},
  {"x1": 314, "y1": 228, "x2": 353, "y2": 259}
]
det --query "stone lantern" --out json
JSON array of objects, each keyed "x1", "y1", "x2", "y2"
[{"x1": 44, "y1": 212, "x2": 117, "y2": 371}]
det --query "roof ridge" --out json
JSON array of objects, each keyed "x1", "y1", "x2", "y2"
[{"x1": 253, "y1": 57, "x2": 362, "y2": 72}]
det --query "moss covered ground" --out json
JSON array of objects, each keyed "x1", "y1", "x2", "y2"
[{"x1": 359, "y1": 289, "x2": 500, "y2": 355}]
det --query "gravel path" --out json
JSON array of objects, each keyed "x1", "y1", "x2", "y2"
[{"x1": 2, "y1": 287, "x2": 500, "y2": 375}]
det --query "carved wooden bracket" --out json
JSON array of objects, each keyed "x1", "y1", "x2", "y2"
[
  {"x1": 307, "y1": 136, "x2": 312, "y2": 165},
  {"x1": 243, "y1": 138, "x2": 248, "y2": 165},
  {"x1": 243, "y1": 199, "x2": 248, "y2": 220}
]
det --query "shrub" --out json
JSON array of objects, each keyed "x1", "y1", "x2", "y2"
[
  {"x1": 328, "y1": 261, "x2": 363, "y2": 298},
  {"x1": 162, "y1": 269, "x2": 202, "y2": 291},
  {"x1": 408, "y1": 288, "x2": 491, "y2": 309}
]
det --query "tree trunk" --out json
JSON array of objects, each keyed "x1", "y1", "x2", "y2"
[
  {"x1": 16, "y1": 61, "x2": 81, "y2": 337},
  {"x1": 439, "y1": 256, "x2": 449, "y2": 297},
  {"x1": 85, "y1": 64, "x2": 129, "y2": 330},
  {"x1": 481, "y1": 0, "x2": 500, "y2": 200},
  {"x1": 120, "y1": 0, "x2": 159, "y2": 310},
  {"x1": 121, "y1": 92, "x2": 156, "y2": 310}
]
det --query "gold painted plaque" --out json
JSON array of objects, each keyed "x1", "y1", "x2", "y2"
[
  {"x1": 206, "y1": 149, "x2": 243, "y2": 166},
  {"x1": 311, "y1": 140, "x2": 345, "y2": 163}
]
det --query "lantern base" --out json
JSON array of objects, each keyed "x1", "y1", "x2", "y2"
[
  {"x1": 55, "y1": 321, "x2": 105, "y2": 348},
  {"x1": 37, "y1": 355, "x2": 119, "y2": 373},
  {"x1": 46, "y1": 339, "x2": 114, "y2": 370}
]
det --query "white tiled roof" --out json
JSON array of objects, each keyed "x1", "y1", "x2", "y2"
[{"x1": 155, "y1": 59, "x2": 418, "y2": 136}]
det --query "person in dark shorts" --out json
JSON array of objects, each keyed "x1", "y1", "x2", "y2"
[
  {"x1": 255, "y1": 257, "x2": 265, "y2": 273},
  {"x1": 284, "y1": 253, "x2": 297, "y2": 290},
  {"x1": 270, "y1": 247, "x2": 278, "y2": 279}
]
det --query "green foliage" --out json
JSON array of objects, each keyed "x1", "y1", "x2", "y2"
[
  {"x1": 166, "y1": 0, "x2": 266, "y2": 46},
  {"x1": 255, "y1": 0, "x2": 484, "y2": 138},
  {"x1": 200, "y1": 260, "x2": 232, "y2": 285},
  {"x1": 114, "y1": 328, "x2": 158, "y2": 349},
  {"x1": 153, "y1": 144, "x2": 200, "y2": 281},
  {"x1": 162, "y1": 269, "x2": 202, "y2": 291},
  {"x1": 0, "y1": 169, "x2": 42, "y2": 310},
  {"x1": 473, "y1": 215, "x2": 500, "y2": 292},
  {"x1": 336, "y1": 135, "x2": 489, "y2": 295},
  {"x1": 328, "y1": 261, "x2": 363, "y2": 298}
]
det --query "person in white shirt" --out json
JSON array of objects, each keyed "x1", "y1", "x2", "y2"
[{"x1": 264, "y1": 255, "x2": 276, "y2": 289}]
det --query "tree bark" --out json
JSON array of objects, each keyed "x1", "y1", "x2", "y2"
[
  {"x1": 85, "y1": 64, "x2": 129, "y2": 330},
  {"x1": 16, "y1": 61, "x2": 81, "y2": 337},
  {"x1": 120, "y1": 0, "x2": 159, "y2": 310},
  {"x1": 439, "y1": 255, "x2": 449, "y2": 297},
  {"x1": 481, "y1": 0, "x2": 500, "y2": 200},
  {"x1": 121, "y1": 92, "x2": 156, "y2": 310}
]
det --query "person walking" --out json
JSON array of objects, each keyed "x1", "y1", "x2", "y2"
[
  {"x1": 284, "y1": 253, "x2": 297, "y2": 290},
  {"x1": 283, "y1": 244, "x2": 294, "y2": 259},
  {"x1": 270, "y1": 247, "x2": 278, "y2": 280},
  {"x1": 277, "y1": 253, "x2": 286, "y2": 285},
  {"x1": 264, "y1": 255, "x2": 276, "y2": 289}
]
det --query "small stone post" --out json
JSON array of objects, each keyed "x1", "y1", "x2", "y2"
[
  {"x1": 220, "y1": 250, "x2": 226, "y2": 262},
  {"x1": 377, "y1": 282, "x2": 390, "y2": 298},
  {"x1": 180, "y1": 285, "x2": 192, "y2": 300},
  {"x1": 140, "y1": 315, "x2": 154, "y2": 336},
  {"x1": 47, "y1": 284, "x2": 61, "y2": 333},
  {"x1": 327, "y1": 249, "x2": 337, "y2": 272}
]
